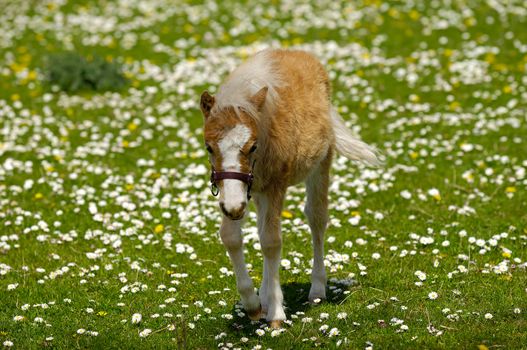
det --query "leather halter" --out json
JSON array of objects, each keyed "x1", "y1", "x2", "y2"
[{"x1": 210, "y1": 161, "x2": 255, "y2": 200}]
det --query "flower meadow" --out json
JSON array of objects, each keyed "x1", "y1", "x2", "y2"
[{"x1": 1, "y1": 0, "x2": 526, "y2": 349}]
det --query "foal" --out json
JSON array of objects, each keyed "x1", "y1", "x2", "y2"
[{"x1": 200, "y1": 49, "x2": 379, "y2": 328}]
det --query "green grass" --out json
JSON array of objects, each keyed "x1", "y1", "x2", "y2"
[{"x1": 1, "y1": 0, "x2": 526, "y2": 349}]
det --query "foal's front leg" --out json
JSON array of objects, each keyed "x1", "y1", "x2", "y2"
[
  {"x1": 255, "y1": 190, "x2": 286, "y2": 328},
  {"x1": 220, "y1": 217, "x2": 261, "y2": 320}
]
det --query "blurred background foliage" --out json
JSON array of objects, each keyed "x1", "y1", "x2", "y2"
[{"x1": 45, "y1": 52, "x2": 128, "y2": 92}]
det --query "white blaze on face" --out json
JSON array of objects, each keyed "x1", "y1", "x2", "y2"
[{"x1": 218, "y1": 124, "x2": 251, "y2": 214}]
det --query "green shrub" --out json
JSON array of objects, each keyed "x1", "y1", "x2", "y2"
[{"x1": 45, "y1": 52, "x2": 128, "y2": 92}]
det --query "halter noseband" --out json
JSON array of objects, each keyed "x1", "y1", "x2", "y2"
[{"x1": 209, "y1": 161, "x2": 255, "y2": 200}]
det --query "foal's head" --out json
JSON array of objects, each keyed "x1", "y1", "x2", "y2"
[{"x1": 200, "y1": 87, "x2": 267, "y2": 220}]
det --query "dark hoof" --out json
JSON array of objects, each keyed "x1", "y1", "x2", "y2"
[{"x1": 247, "y1": 305, "x2": 263, "y2": 321}]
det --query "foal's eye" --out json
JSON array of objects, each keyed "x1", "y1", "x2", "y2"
[
  {"x1": 206, "y1": 144, "x2": 213, "y2": 154},
  {"x1": 249, "y1": 144, "x2": 257, "y2": 153}
]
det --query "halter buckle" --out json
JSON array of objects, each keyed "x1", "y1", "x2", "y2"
[{"x1": 210, "y1": 171, "x2": 220, "y2": 197}]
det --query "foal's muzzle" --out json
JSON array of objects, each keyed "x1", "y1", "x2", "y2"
[{"x1": 220, "y1": 201, "x2": 246, "y2": 220}]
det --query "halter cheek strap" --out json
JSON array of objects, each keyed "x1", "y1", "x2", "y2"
[{"x1": 209, "y1": 161, "x2": 255, "y2": 200}]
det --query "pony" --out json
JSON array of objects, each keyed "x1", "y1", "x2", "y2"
[{"x1": 199, "y1": 49, "x2": 380, "y2": 328}]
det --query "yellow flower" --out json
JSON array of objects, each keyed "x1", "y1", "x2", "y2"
[
  {"x1": 154, "y1": 224, "x2": 164, "y2": 234},
  {"x1": 494, "y1": 63, "x2": 507, "y2": 72},
  {"x1": 478, "y1": 345, "x2": 489, "y2": 350},
  {"x1": 184, "y1": 23, "x2": 193, "y2": 33},
  {"x1": 10, "y1": 62, "x2": 25, "y2": 73},
  {"x1": 409, "y1": 10, "x2": 420, "y2": 20},
  {"x1": 449, "y1": 101, "x2": 460, "y2": 111},
  {"x1": 97, "y1": 311, "x2": 107, "y2": 316},
  {"x1": 502, "y1": 252, "x2": 511, "y2": 258},
  {"x1": 27, "y1": 70, "x2": 37, "y2": 80},
  {"x1": 484, "y1": 53, "x2": 495, "y2": 64},
  {"x1": 502, "y1": 85, "x2": 512, "y2": 94},
  {"x1": 388, "y1": 8, "x2": 399, "y2": 18},
  {"x1": 34, "y1": 193, "x2": 43, "y2": 199},
  {"x1": 505, "y1": 186, "x2": 516, "y2": 193},
  {"x1": 127, "y1": 122, "x2": 138, "y2": 131},
  {"x1": 464, "y1": 17, "x2": 476, "y2": 27},
  {"x1": 281, "y1": 210, "x2": 293, "y2": 219},
  {"x1": 121, "y1": 140, "x2": 129, "y2": 148},
  {"x1": 20, "y1": 53, "x2": 32, "y2": 64},
  {"x1": 292, "y1": 37, "x2": 303, "y2": 45},
  {"x1": 125, "y1": 184, "x2": 134, "y2": 191}
]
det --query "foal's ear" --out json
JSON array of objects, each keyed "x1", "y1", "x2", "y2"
[
  {"x1": 200, "y1": 91, "x2": 215, "y2": 118},
  {"x1": 249, "y1": 86, "x2": 268, "y2": 111}
]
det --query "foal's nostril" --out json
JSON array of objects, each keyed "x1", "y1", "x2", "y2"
[
  {"x1": 220, "y1": 202, "x2": 229, "y2": 217},
  {"x1": 232, "y1": 201, "x2": 246, "y2": 215},
  {"x1": 238, "y1": 201, "x2": 247, "y2": 212},
  {"x1": 220, "y1": 201, "x2": 246, "y2": 220}
]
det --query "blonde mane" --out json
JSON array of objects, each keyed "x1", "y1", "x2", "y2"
[{"x1": 212, "y1": 50, "x2": 283, "y2": 120}]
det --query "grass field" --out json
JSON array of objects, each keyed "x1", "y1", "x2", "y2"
[{"x1": 1, "y1": 0, "x2": 526, "y2": 349}]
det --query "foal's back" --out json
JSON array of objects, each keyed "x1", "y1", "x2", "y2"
[{"x1": 259, "y1": 50, "x2": 334, "y2": 188}]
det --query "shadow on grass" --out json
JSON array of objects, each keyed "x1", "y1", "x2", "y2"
[{"x1": 226, "y1": 280, "x2": 357, "y2": 335}]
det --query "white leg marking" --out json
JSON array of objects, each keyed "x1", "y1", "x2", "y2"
[
  {"x1": 264, "y1": 245, "x2": 285, "y2": 321},
  {"x1": 256, "y1": 193, "x2": 286, "y2": 322},
  {"x1": 220, "y1": 217, "x2": 260, "y2": 314}
]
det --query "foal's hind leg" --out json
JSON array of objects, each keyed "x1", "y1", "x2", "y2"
[
  {"x1": 304, "y1": 150, "x2": 332, "y2": 303},
  {"x1": 220, "y1": 217, "x2": 261, "y2": 320}
]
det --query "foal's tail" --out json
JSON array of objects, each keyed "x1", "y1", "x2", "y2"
[{"x1": 330, "y1": 107, "x2": 382, "y2": 166}]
